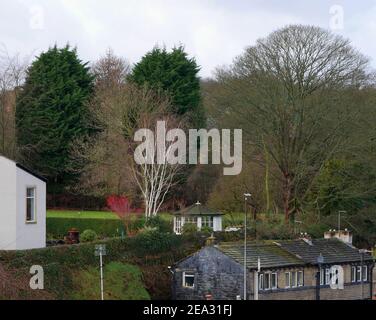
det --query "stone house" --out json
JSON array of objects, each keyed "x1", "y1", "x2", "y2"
[
  {"x1": 173, "y1": 202, "x2": 224, "y2": 235},
  {"x1": 172, "y1": 232, "x2": 375, "y2": 300}
]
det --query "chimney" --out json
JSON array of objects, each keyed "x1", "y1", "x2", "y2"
[{"x1": 324, "y1": 229, "x2": 352, "y2": 245}]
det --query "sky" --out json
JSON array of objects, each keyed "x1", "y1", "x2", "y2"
[{"x1": 1, "y1": 0, "x2": 376, "y2": 77}]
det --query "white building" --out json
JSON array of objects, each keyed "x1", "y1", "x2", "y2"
[
  {"x1": 0, "y1": 156, "x2": 47, "y2": 250},
  {"x1": 173, "y1": 202, "x2": 224, "y2": 235}
]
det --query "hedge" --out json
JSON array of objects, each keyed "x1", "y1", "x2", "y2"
[
  {"x1": 47, "y1": 217, "x2": 125, "y2": 239},
  {"x1": 0, "y1": 235, "x2": 195, "y2": 300}
]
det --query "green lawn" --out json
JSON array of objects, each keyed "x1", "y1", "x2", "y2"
[{"x1": 47, "y1": 210, "x2": 119, "y2": 220}]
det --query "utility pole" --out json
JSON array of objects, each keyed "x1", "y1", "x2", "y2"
[
  {"x1": 254, "y1": 257, "x2": 260, "y2": 300},
  {"x1": 243, "y1": 193, "x2": 251, "y2": 300},
  {"x1": 95, "y1": 245, "x2": 107, "y2": 301}
]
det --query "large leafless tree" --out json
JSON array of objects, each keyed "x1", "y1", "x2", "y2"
[
  {"x1": 71, "y1": 53, "x2": 182, "y2": 217},
  {"x1": 0, "y1": 48, "x2": 28, "y2": 159},
  {"x1": 211, "y1": 25, "x2": 370, "y2": 222}
]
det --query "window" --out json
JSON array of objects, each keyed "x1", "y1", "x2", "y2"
[
  {"x1": 185, "y1": 217, "x2": 197, "y2": 224},
  {"x1": 201, "y1": 216, "x2": 213, "y2": 229},
  {"x1": 362, "y1": 266, "x2": 368, "y2": 282},
  {"x1": 297, "y1": 271, "x2": 304, "y2": 287},
  {"x1": 291, "y1": 271, "x2": 297, "y2": 288},
  {"x1": 271, "y1": 273, "x2": 278, "y2": 289},
  {"x1": 175, "y1": 217, "x2": 182, "y2": 234},
  {"x1": 351, "y1": 266, "x2": 356, "y2": 283},
  {"x1": 264, "y1": 273, "x2": 271, "y2": 290},
  {"x1": 285, "y1": 272, "x2": 291, "y2": 288},
  {"x1": 351, "y1": 265, "x2": 367, "y2": 283},
  {"x1": 26, "y1": 187, "x2": 36, "y2": 222},
  {"x1": 259, "y1": 274, "x2": 264, "y2": 290},
  {"x1": 320, "y1": 269, "x2": 324, "y2": 285},
  {"x1": 183, "y1": 272, "x2": 195, "y2": 288},
  {"x1": 325, "y1": 268, "x2": 331, "y2": 285},
  {"x1": 259, "y1": 272, "x2": 277, "y2": 290},
  {"x1": 356, "y1": 266, "x2": 362, "y2": 282}
]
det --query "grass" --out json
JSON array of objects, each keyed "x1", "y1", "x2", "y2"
[
  {"x1": 46, "y1": 210, "x2": 124, "y2": 239},
  {"x1": 71, "y1": 262, "x2": 150, "y2": 300},
  {"x1": 47, "y1": 210, "x2": 119, "y2": 220}
]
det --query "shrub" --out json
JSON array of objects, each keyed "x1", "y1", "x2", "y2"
[
  {"x1": 128, "y1": 229, "x2": 181, "y2": 255},
  {"x1": 145, "y1": 216, "x2": 172, "y2": 233},
  {"x1": 80, "y1": 230, "x2": 98, "y2": 243},
  {"x1": 182, "y1": 223, "x2": 198, "y2": 234},
  {"x1": 200, "y1": 226, "x2": 213, "y2": 235}
]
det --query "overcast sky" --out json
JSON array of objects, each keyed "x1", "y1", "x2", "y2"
[{"x1": 1, "y1": 0, "x2": 376, "y2": 77}]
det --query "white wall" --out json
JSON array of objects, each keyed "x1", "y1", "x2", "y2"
[
  {"x1": 213, "y1": 216, "x2": 222, "y2": 232},
  {"x1": 16, "y1": 167, "x2": 46, "y2": 250},
  {"x1": 0, "y1": 156, "x2": 17, "y2": 250}
]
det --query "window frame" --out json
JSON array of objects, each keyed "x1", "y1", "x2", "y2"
[
  {"x1": 201, "y1": 216, "x2": 214, "y2": 229},
  {"x1": 356, "y1": 266, "x2": 362, "y2": 282},
  {"x1": 291, "y1": 271, "x2": 297, "y2": 288},
  {"x1": 362, "y1": 266, "x2": 368, "y2": 282},
  {"x1": 264, "y1": 273, "x2": 271, "y2": 290},
  {"x1": 351, "y1": 266, "x2": 356, "y2": 283},
  {"x1": 26, "y1": 186, "x2": 37, "y2": 223},
  {"x1": 259, "y1": 273, "x2": 264, "y2": 290},
  {"x1": 271, "y1": 272, "x2": 278, "y2": 289},
  {"x1": 182, "y1": 271, "x2": 195, "y2": 289},
  {"x1": 325, "y1": 268, "x2": 331, "y2": 285},
  {"x1": 319, "y1": 268, "x2": 324, "y2": 285},
  {"x1": 285, "y1": 272, "x2": 291, "y2": 288},
  {"x1": 297, "y1": 271, "x2": 304, "y2": 287}
]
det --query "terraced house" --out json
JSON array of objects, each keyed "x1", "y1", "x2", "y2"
[{"x1": 172, "y1": 231, "x2": 375, "y2": 300}]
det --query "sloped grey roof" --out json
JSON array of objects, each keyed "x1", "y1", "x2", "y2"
[
  {"x1": 276, "y1": 238, "x2": 374, "y2": 265},
  {"x1": 175, "y1": 204, "x2": 224, "y2": 216},
  {"x1": 216, "y1": 242, "x2": 305, "y2": 269}
]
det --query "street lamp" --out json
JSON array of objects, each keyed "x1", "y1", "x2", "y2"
[
  {"x1": 243, "y1": 193, "x2": 251, "y2": 300},
  {"x1": 316, "y1": 253, "x2": 324, "y2": 300}
]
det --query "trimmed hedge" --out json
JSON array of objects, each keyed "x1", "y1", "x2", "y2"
[
  {"x1": 47, "y1": 217, "x2": 125, "y2": 239},
  {"x1": 0, "y1": 235, "x2": 195, "y2": 300}
]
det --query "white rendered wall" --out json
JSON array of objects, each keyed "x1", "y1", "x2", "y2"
[
  {"x1": 213, "y1": 216, "x2": 222, "y2": 232},
  {"x1": 16, "y1": 167, "x2": 46, "y2": 250},
  {"x1": 0, "y1": 156, "x2": 17, "y2": 250}
]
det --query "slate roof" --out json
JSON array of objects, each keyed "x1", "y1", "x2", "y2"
[
  {"x1": 212, "y1": 238, "x2": 374, "y2": 270},
  {"x1": 216, "y1": 242, "x2": 304, "y2": 269},
  {"x1": 276, "y1": 238, "x2": 374, "y2": 265},
  {"x1": 175, "y1": 204, "x2": 224, "y2": 216},
  {"x1": 0, "y1": 155, "x2": 47, "y2": 182}
]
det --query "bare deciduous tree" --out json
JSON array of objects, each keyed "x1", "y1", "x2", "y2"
[
  {"x1": 0, "y1": 47, "x2": 28, "y2": 159},
  {"x1": 211, "y1": 25, "x2": 370, "y2": 222},
  {"x1": 71, "y1": 79, "x2": 182, "y2": 219},
  {"x1": 131, "y1": 113, "x2": 182, "y2": 218}
]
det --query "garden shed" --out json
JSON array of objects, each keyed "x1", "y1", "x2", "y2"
[{"x1": 173, "y1": 202, "x2": 224, "y2": 234}]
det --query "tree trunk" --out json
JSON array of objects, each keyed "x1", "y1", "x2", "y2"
[{"x1": 283, "y1": 173, "x2": 294, "y2": 223}]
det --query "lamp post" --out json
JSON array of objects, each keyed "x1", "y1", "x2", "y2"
[
  {"x1": 243, "y1": 193, "x2": 251, "y2": 300},
  {"x1": 316, "y1": 253, "x2": 324, "y2": 301}
]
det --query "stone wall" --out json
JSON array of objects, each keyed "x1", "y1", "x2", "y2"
[
  {"x1": 173, "y1": 246, "x2": 245, "y2": 300},
  {"x1": 173, "y1": 246, "x2": 374, "y2": 300}
]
